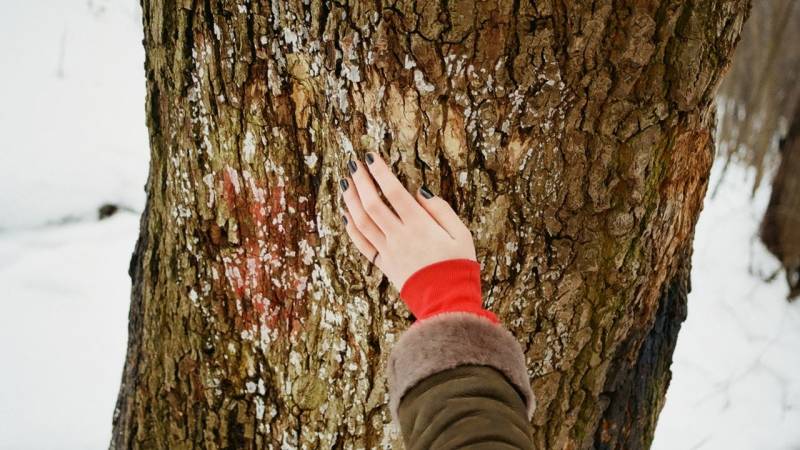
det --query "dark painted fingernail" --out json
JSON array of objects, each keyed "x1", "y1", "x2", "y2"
[
  {"x1": 365, "y1": 152, "x2": 375, "y2": 164},
  {"x1": 339, "y1": 179, "x2": 349, "y2": 191},
  {"x1": 420, "y1": 185, "x2": 434, "y2": 198},
  {"x1": 342, "y1": 214, "x2": 348, "y2": 225},
  {"x1": 347, "y1": 159, "x2": 357, "y2": 174}
]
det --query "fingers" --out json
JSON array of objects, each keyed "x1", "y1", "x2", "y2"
[
  {"x1": 347, "y1": 159, "x2": 403, "y2": 233},
  {"x1": 362, "y1": 152, "x2": 427, "y2": 222},
  {"x1": 341, "y1": 209, "x2": 382, "y2": 263},
  {"x1": 340, "y1": 177, "x2": 387, "y2": 249},
  {"x1": 414, "y1": 185, "x2": 471, "y2": 241}
]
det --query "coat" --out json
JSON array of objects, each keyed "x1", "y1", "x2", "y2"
[{"x1": 386, "y1": 259, "x2": 537, "y2": 449}]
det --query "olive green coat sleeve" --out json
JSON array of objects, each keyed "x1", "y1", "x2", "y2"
[{"x1": 387, "y1": 311, "x2": 536, "y2": 449}]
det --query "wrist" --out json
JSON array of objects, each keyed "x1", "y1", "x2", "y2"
[{"x1": 399, "y1": 258, "x2": 499, "y2": 324}]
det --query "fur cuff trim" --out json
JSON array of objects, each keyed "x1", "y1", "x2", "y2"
[{"x1": 387, "y1": 311, "x2": 536, "y2": 430}]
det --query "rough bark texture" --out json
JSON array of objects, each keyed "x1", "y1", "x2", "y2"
[
  {"x1": 761, "y1": 98, "x2": 800, "y2": 300},
  {"x1": 112, "y1": 1, "x2": 750, "y2": 449}
]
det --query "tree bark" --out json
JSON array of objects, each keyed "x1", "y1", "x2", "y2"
[
  {"x1": 112, "y1": 1, "x2": 750, "y2": 449},
  {"x1": 761, "y1": 98, "x2": 800, "y2": 300}
]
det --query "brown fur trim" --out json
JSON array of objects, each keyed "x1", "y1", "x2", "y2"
[{"x1": 387, "y1": 311, "x2": 536, "y2": 430}]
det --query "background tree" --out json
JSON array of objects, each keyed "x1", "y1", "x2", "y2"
[
  {"x1": 714, "y1": 0, "x2": 800, "y2": 194},
  {"x1": 713, "y1": 0, "x2": 800, "y2": 300},
  {"x1": 760, "y1": 98, "x2": 800, "y2": 300},
  {"x1": 112, "y1": 1, "x2": 749, "y2": 449}
]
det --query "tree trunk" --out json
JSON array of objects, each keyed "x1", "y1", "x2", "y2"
[
  {"x1": 112, "y1": 1, "x2": 750, "y2": 448},
  {"x1": 761, "y1": 98, "x2": 800, "y2": 300}
]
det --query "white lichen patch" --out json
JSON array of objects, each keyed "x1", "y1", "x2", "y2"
[
  {"x1": 321, "y1": 308, "x2": 343, "y2": 333},
  {"x1": 282, "y1": 27, "x2": 299, "y2": 50},
  {"x1": 458, "y1": 171, "x2": 468, "y2": 186},
  {"x1": 255, "y1": 397, "x2": 265, "y2": 420},
  {"x1": 242, "y1": 130, "x2": 256, "y2": 161},
  {"x1": 413, "y1": 69, "x2": 435, "y2": 94},
  {"x1": 309, "y1": 260, "x2": 334, "y2": 302},
  {"x1": 519, "y1": 148, "x2": 534, "y2": 171},
  {"x1": 246, "y1": 257, "x2": 259, "y2": 288},
  {"x1": 263, "y1": 157, "x2": 287, "y2": 187},
  {"x1": 223, "y1": 256, "x2": 245, "y2": 295},
  {"x1": 202, "y1": 173, "x2": 216, "y2": 207},
  {"x1": 343, "y1": 62, "x2": 361, "y2": 83},
  {"x1": 298, "y1": 239, "x2": 315, "y2": 265},
  {"x1": 338, "y1": 131, "x2": 354, "y2": 154},
  {"x1": 304, "y1": 152, "x2": 318, "y2": 168},
  {"x1": 346, "y1": 296, "x2": 370, "y2": 324},
  {"x1": 329, "y1": 75, "x2": 349, "y2": 114},
  {"x1": 225, "y1": 166, "x2": 241, "y2": 194}
]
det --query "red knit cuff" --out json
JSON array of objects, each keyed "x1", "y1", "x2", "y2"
[{"x1": 399, "y1": 258, "x2": 499, "y2": 324}]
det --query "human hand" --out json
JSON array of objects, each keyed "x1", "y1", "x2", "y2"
[{"x1": 339, "y1": 152, "x2": 478, "y2": 292}]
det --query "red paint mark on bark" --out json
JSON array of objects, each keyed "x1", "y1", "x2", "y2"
[{"x1": 209, "y1": 165, "x2": 319, "y2": 338}]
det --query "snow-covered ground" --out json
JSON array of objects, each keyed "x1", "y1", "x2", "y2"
[
  {"x1": 0, "y1": 214, "x2": 139, "y2": 449},
  {"x1": 0, "y1": 1, "x2": 798, "y2": 449},
  {"x1": 651, "y1": 164, "x2": 800, "y2": 450}
]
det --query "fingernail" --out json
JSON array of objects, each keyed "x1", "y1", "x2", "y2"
[
  {"x1": 347, "y1": 159, "x2": 357, "y2": 174},
  {"x1": 420, "y1": 185, "x2": 434, "y2": 199},
  {"x1": 342, "y1": 214, "x2": 348, "y2": 225},
  {"x1": 365, "y1": 152, "x2": 375, "y2": 164},
  {"x1": 339, "y1": 179, "x2": 349, "y2": 191}
]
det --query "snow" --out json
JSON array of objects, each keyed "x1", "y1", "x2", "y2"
[
  {"x1": 0, "y1": 0, "x2": 148, "y2": 231},
  {"x1": 0, "y1": 1, "x2": 799, "y2": 449},
  {"x1": 0, "y1": 214, "x2": 138, "y2": 450},
  {"x1": 652, "y1": 163, "x2": 800, "y2": 450}
]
